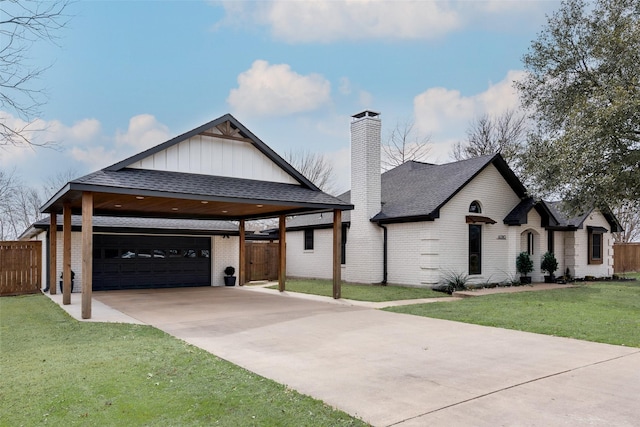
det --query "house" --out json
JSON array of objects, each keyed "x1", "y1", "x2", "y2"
[
  {"x1": 25, "y1": 114, "x2": 352, "y2": 318},
  {"x1": 286, "y1": 110, "x2": 622, "y2": 286}
]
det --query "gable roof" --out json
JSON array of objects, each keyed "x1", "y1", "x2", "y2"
[
  {"x1": 543, "y1": 201, "x2": 623, "y2": 232},
  {"x1": 288, "y1": 154, "x2": 527, "y2": 227},
  {"x1": 371, "y1": 154, "x2": 526, "y2": 223},
  {"x1": 105, "y1": 113, "x2": 319, "y2": 190},
  {"x1": 40, "y1": 114, "x2": 353, "y2": 220},
  {"x1": 504, "y1": 197, "x2": 558, "y2": 227}
]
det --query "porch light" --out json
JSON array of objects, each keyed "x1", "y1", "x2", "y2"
[
  {"x1": 114, "y1": 204, "x2": 122, "y2": 208},
  {"x1": 201, "y1": 201, "x2": 209, "y2": 204},
  {"x1": 172, "y1": 207, "x2": 179, "y2": 211},
  {"x1": 136, "y1": 196, "x2": 145, "y2": 200},
  {"x1": 256, "y1": 204, "x2": 263, "y2": 208}
]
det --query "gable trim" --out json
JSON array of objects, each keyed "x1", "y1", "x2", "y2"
[
  {"x1": 431, "y1": 154, "x2": 528, "y2": 220},
  {"x1": 104, "y1": 114, "x2": 320, "y2": 191}
]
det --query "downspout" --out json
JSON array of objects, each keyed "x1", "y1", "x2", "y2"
[
  {"x1": 43, "y1": 228, "x2": 50, "y2": 293},
  {"x1": 376, "y1": 222, "x2": 388, "y2": 285}
]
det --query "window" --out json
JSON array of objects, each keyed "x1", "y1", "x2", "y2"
[
  {"x1": 304, "y1": 229, "x2": 314, "y2": 250},
  {"x1": 588, "y1": 227, "x2": 606, "y2": 265},
  {"x1": 469, "y1": 201, "x2": 482, "y2": 213},
  {"x1": 547, "y1": 231, "x2": 554, "y2": 253},
  {"x1": 469, "y1": 224, "x2": 482, "y2": 275},
  {"x1": 527, "y1": 232, "x2": 534, "y2": 255}
]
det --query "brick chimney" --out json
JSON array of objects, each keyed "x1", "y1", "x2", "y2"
[{"x1": 346, "y1": 110, "x2": 384, "y2": 283}]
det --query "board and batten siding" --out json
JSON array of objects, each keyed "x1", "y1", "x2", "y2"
[{"x1": 129, "y1": 134, "x2": 298, "y2": 185}]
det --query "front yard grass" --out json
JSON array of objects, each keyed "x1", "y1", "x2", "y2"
[
  {"x1": 0, "y1": 294, "x2": 366, "y2": 427},
  {"x1": 385, "y1": 281, "x2": 640, "y2": 347},
  {"x1": 269, "y1": 279, "x2": 445, "y2": 302}
]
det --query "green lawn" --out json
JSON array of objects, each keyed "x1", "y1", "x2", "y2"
[
  {"x1": 270, "y1": 279, "x2": 445, "y2": 302},
  {"x1": 385, "y1": 280, "x2": 640, "y2": 347},
  {"x1": 0, "y1": 295, "x2": 367, "y2": 426}
]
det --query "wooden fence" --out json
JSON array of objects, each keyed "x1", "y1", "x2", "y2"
[
  {"x1": 245, "y1": 242, "x2": 279, "y2": 281},
  {"x1": 0, "y1": 241, "x2": 42, "y2": 296},
  {"x1": 614, "y1": 243, "x2": 640, "y2": 273}
]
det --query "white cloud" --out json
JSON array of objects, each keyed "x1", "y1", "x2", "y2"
[
  {"x1": 413, "y1": 70, "x2": 526, "y2": 160},
  {"x1": 269, "y1": 0, "x2": 460, "y2": 42},
  {"x1": 215, "y1": 0, "x2": 460, "y2": 43},
  {"x1": 71, "y1": 114, "x2": 171, "y2": 170},
  {"x1": 414, "y1": 70, "x2": 524, "y2": 134},
  {"x1": 227, "y1": 60, "x2": 331, "y2": 116},
  {"x1": 213, "y1": 1, "x2": 559, "y2": 43},
  {"x1": 0, "y1": 112, "x2": 102, "y2": 167},
  {"x1": 115, "y1": 114, "x2": 170, "y2": 152}
]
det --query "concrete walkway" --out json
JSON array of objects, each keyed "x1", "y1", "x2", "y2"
[{"x1": 88, "y1": 286, "x2": 640, "y2": 427}]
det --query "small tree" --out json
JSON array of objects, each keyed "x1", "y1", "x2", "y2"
[
  {"x1": 516, "y1": 252, "x2": 534, "y2": 283},
  {"x1": 541, "y1": 252, "x2": 558, "y2": 282},
  {"x1": 382, "y1": 118, "x2": 431, "y2": 170}
]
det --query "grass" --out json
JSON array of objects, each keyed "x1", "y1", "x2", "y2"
[
  {"x1": 268, "y1": 279, "x2": 445, "y2": 302},
  {"x1": 385, "y1": 280, "x2": 640, "y2": 347},
  {"x1": 0, "y1": 295, "x2": 367, "y2": 427}
]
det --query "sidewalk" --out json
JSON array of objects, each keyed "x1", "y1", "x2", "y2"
[{"x1": 241, "y1": 281, "x2": 575, "y2": 309}]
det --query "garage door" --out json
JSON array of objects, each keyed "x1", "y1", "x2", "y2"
[{"x1": 93, "y1": 235, "x2": 211, "y2": 291}]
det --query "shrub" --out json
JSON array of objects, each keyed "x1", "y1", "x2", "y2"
[
  {"x1": 438, "y1": 270, "x2": 470, "y2": 294},
  {"x1": 224, "y1": 266, "x2": 235, "y2": 276},
  {"x1": 516, "y1": 252, "x2": 534, "y2": 277},
  {"x1": 541, "y1": 252, "x2": 558, "y2": 276}
]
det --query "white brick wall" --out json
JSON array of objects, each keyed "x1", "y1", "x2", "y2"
[
  {"x1": 347, "y1": 112, "x2": 384, "y2": 284},
  {"x1": 212, "y1": 235, "x2": 239, "y2": 286},
  {"x1": 569, "y1": 210, "x2": 614, "y2": 278},
  {"x1": 286, "y1": 229, "x2": 334, "y2": 279},
  {"x1": 434, "y1": 164, "x2": 522, "y2": 285},
  {"x1": 54, "y1": 231, "x2": 83, "y2": 292}
]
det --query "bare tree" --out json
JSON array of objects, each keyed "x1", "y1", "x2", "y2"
[
  {"x1": 1, "y1": 0, "x2": 70, "y2": 147},
  {"x1": 42, "y1": 168, "x2": 78, "y2": 200},
  {"x1": 284, "y1": 149, "x2": 336, "y2": 194},
  {"x1": 451, "y1": 109, "x2": 526, "y2": 169},
  {"x1": 613, "y1": 200, "x2": 640, "y2": 243},
  {"x1": 382, "y1": 118, "x2": 431, "y2": 170}
]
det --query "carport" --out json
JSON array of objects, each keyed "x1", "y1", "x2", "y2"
[{"x1": 40, "y1": 114, "x2": 353, "y2": 319}]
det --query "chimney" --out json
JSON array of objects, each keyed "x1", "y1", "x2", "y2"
[
  {"x1": 350, "y1": 110, "x2": 381, "y2": 220},
  {"x1": 347, "y1": 110, "x2": 383, "y2": 283}
]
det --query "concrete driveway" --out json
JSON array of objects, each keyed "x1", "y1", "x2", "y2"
[{"x1": 95, "y1": 287, "x2": 640, "y2": 427}]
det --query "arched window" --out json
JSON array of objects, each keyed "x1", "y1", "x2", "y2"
[{"x1": 469, "y1": 201, "x2": 482, "y2": 214}]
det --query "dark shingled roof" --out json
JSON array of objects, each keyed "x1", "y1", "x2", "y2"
[
  {"x1": 71, "y1": 168, "x2": 351, "y2": 208},
  {"x1": 288, "y1": 154, "x2": 528, "y2": 227}
]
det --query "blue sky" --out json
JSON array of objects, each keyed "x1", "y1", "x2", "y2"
[{"x1": 2, "y1": 0, "x2": 561, "y2": 194}]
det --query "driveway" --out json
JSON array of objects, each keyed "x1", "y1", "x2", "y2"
[{"x1": 95, "y1": 287, "x2": 640, "y2": 427}]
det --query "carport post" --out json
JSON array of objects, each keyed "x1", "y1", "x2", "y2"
[
  {"x1": 81, "y1": 192, "x2": 93, "y2": 319},
  {"x1": 62, "y1": 202, "x2": 72, "y2": 305},
  {"x1": 239, "y1": 219, "x2": 246, "y2": 286},
  {"x1": 333, "y1": 209, "x2": 341, "y2": 299},
  {"x1": 49, "y1": 213, "x2": 57, "y2": 294},
  {"x1": 278, "y1": 215, "x2": 286, "y2": 292}
]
